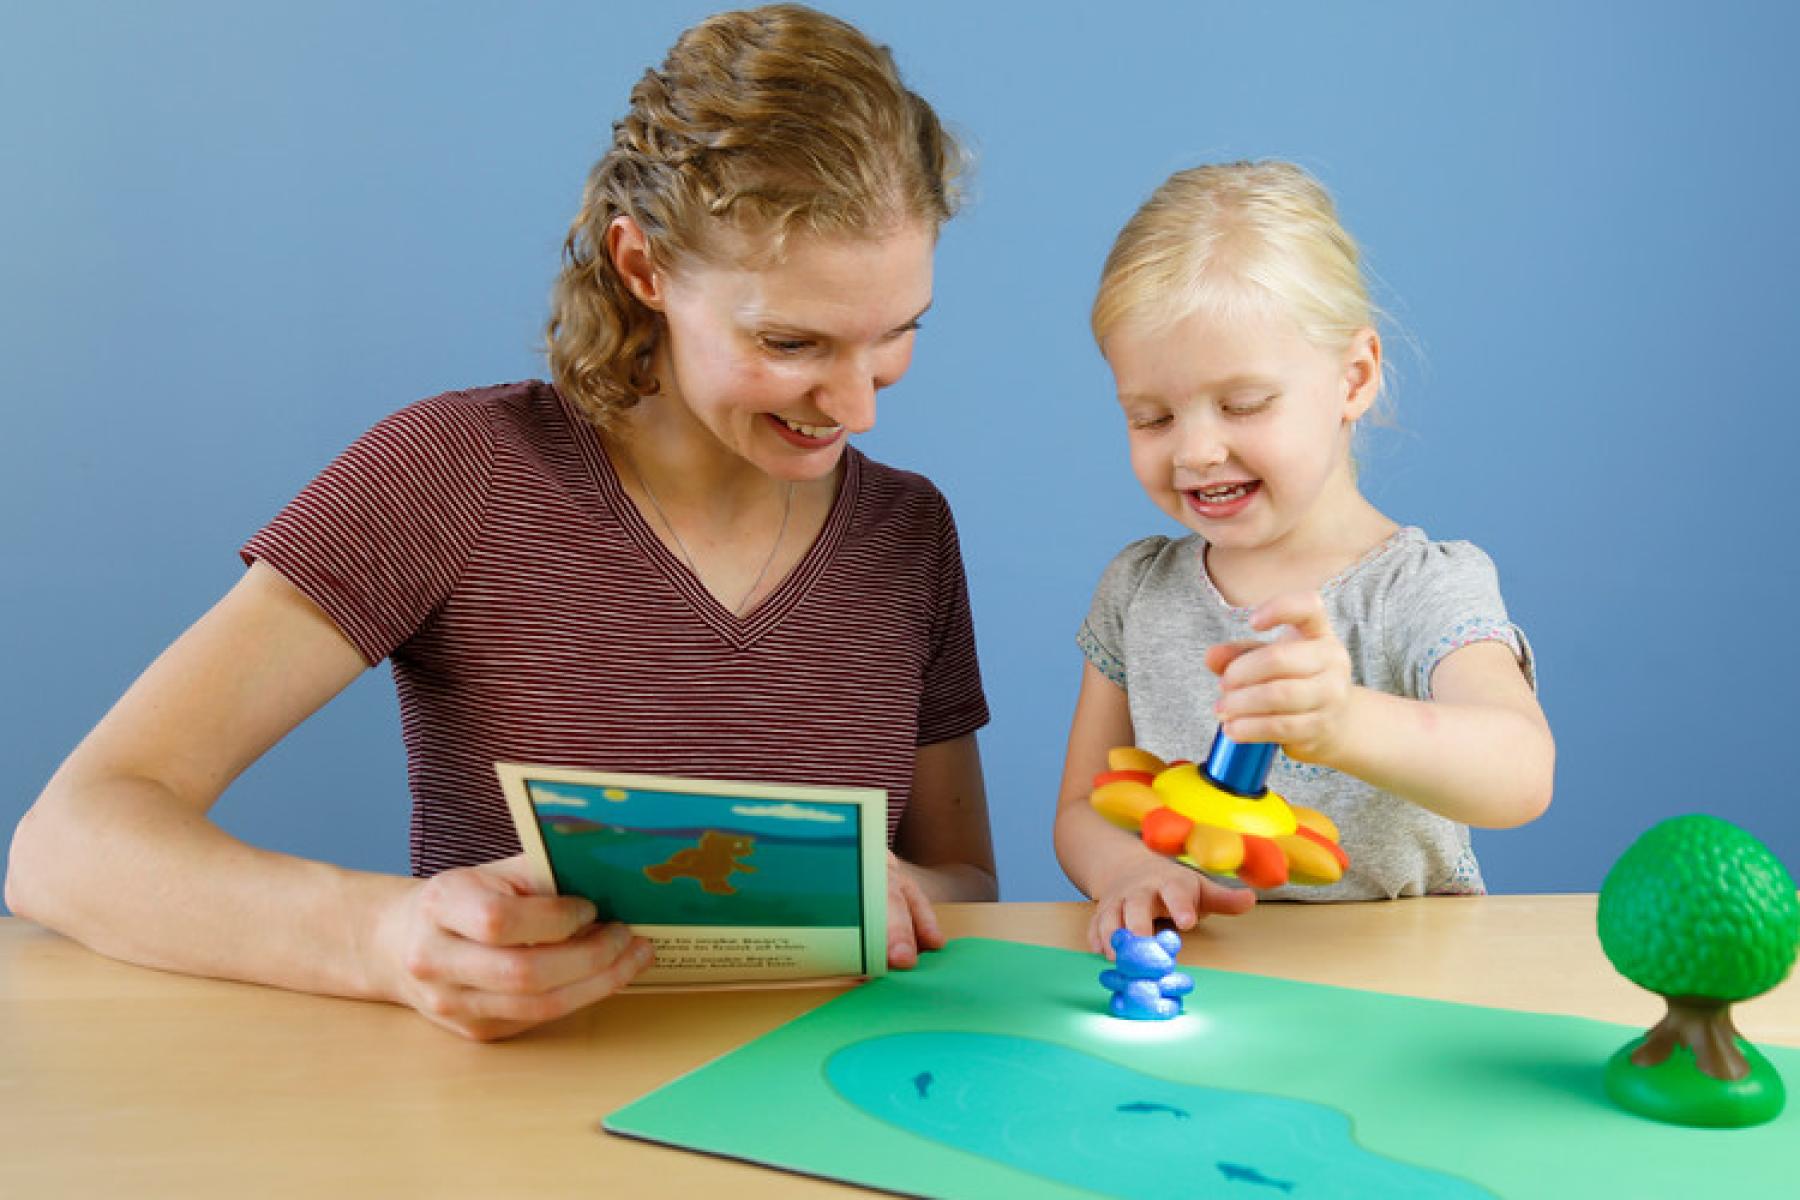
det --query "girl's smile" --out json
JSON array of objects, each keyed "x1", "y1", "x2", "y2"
[
  {"x1": 1184, "y1": 478, "x2": 1261, "y2": 519},
  {"x1": 1104, "y1": 303, "x2": 1380, "y2": 565}
]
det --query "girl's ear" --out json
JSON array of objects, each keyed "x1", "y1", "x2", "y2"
[
  {"x1": 605, "y1": 215, "x2": 666, "y2": 311},
  {"x1": 1341, "y1": 327, "x2": 1382, "y2": 422}
]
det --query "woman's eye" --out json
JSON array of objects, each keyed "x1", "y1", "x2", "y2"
[
  {"x1": 759, "y1": 336, "x2": 812, "y2": 355},
  {"x1": 1130, "y1": 414, "x2": 1172, "y2": 430}
]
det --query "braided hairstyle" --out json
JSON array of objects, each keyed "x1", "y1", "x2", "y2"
[{"x1": 546, "y1": 4, "x2": 964, "y2": 429}]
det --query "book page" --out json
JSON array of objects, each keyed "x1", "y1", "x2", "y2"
[{"x1": 497, "y1": 763, "x2": 887, "y2": 987}]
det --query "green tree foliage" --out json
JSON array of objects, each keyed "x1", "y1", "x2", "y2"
[{"x1": 1598, "y1": 814, "x2": 1799, "y2": 1002}]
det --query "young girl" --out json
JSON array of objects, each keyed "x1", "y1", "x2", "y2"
[{"x1": 1055, "y1": 161, "x2": 1554, "y2": 951}]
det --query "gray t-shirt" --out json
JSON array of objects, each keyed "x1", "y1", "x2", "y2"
[{"x1": 1077, "y1": 526, "x2": 1535, "y2": 901}]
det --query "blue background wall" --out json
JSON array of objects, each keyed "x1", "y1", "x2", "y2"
[{"x1": 5, "y1": 1, "x2": 1798, "y2": 905}]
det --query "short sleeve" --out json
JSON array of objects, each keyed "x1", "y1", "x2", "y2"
[
  {"x1": 1076, "y1": 537, "x2": 1170, "y2": 689},
  {"x1": 241, "y1": 395, "x2": 495, "y2": 666},
  {"x1": 916, "y1": 493, "x2": 990, "y2": 746},
  {"x1": 1384, "y1": 540, "x2": 1535, "y2": 701}
]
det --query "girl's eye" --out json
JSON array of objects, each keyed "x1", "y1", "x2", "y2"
[
  {"x1": 1223, "y1": 395, "x2": 1275, "y2": 417},
  {"x1": 1129, "y1": 414, "x2": 1172, "y2": 431}
]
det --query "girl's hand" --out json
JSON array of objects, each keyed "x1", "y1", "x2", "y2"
[
  {"x1": 886, "y1": 851, "x2": 948, "y2": 969},
  {"x1": 1206, "y1": 591, "x2": 1355, "y2": 764},
  {"x1": 375, "y1": 855, "x2": 655, "y2": 1041},
  {"x1": 1088, "y1": 854, "x2": 1255, "y2": 955}
]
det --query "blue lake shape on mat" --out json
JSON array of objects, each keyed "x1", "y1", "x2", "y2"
[{"x1": 825, "y1": 1032, "x2": 1495, "y2": 1199}]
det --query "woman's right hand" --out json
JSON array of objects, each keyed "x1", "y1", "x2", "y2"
[{"x1": 376, "y1": 855, "x2": 655, "y2": 1041}]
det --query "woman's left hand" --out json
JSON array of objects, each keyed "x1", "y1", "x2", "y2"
[
  {"x1": 1206, "y1": 590, "x2": 1355, "y2": 764},
  {"x1": 886, "y1": 851, "x2": 947, "y2": 969}
]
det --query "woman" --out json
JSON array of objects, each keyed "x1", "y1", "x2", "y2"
[{"x1": 7, "y1": 4, "x2": 995, "y2": 1041}]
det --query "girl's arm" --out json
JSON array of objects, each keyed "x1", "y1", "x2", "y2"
[
  {"x1": 5, "y1": 561, "x2": 651, "y2": 1040},
  {"x1": 888, "y1": 733, "x2": 998, "y2": 966},
  {"x1": 1210, "y1": 592, "x2": 1554, "y2": 829},
  {"x1": 1325, "y1": 641, "x2": 1553, "y2": 828},
  {"x1": 1054, "y1": 662, "x2": 1254, "y2": 953}
]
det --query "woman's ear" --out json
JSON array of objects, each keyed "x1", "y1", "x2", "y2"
[
  {"x1": 1341, "y1": 327, "x2": 1382, "y2": 422},
  {"x1": 605, "y1": 215, "x2": 665, "y2": 311}
]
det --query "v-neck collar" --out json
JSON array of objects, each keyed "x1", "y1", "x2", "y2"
[{"x1": 559, "y1": 389, "x2": 859, "y2": 650}]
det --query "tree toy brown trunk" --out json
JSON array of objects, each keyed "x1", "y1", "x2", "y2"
[{"x1": 1630, "y1": 995, "x2": 1749, "y2": 1081}]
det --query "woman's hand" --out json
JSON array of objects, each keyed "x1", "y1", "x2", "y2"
[
  {"x1": 375, "y1": 855, "x2": 655, "y2": 1041},
  {"x1": 1207, "y1": 591, "x2": 1355, "y2": 764},
  {"x1": 885, "y1": 851, "x2": 948, "y2": 969},
  {"x1": 884, "y1": 733, "x2": 996, "y2": 970},
  {"x1": 1087, "y1": 852, "x2": 1255, "y2": 955}
]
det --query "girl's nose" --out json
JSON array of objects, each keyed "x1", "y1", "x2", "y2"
[{"x1": 1173, "y1": 418, "x2": 1228, "y2": 471}]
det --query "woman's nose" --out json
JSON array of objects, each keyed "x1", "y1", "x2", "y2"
[{"x1": 815, "y1": 356, "x2": 880, "y2": 434}]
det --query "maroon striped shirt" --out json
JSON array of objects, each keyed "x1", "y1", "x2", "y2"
[{"x1": 242, "y1": 382, "x2": 989, "y2": 876}]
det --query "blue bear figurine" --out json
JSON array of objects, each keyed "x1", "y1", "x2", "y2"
[{"x1": 1099, "y1": 928, "x2": 1195, "y2": 1020}]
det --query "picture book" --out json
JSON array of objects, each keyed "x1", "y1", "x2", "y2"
[{"x1": 497, "y1": 762, "x2": 887, "y2": 988}]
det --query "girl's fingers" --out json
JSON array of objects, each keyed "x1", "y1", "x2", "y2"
[
  {"x1": 1123, "y1": 892, "x2": 1166, "y2": 935},
  {"x1": 1217, "y1": 677, "x2": 1328, "y2": 720},
  {"x1": 1200, "y1": 878, "x2": 1257, "y2": 915},
  {"x1": 1091, "y1": 906, "x2": 1115, "y2": 956},
  {"x1": 1218, "y1": 638, "x2": 1339, "y2": 689},
  {"x1": 1219, "y1": 715, "x2": 1303, "y2": 745},
  {"x1": 1095, "y1": 875, "x2": 1255, "y2": 961},
  {"x1": 1250, "y1": 591, "x2": 1331, "y2": 639},
  {"x1": 1205, "y1": 640, "x2": 1259, "y2": 676},
  {"x1": 1158, "y1": 880, "x2": 1199, "y2": 930}
]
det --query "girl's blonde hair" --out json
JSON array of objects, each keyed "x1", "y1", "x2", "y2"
[
  {"x1": 1092, "y1": 161, "x2": 1383, "y2": 397},
  {"x1": 546, "y1": 4, "x2": 964, "y2": 429}
]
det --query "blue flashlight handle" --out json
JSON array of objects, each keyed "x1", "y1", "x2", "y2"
[{"x1": 1202, "y1": 728, "x2": 1276, "y2": 798}]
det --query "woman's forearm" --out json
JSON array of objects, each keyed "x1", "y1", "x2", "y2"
[
  {"x1": 7, "y1": 772, "x2": 408, "y2": 1002},
  {"x1": 905, "y1": 857, "x2": 998, "y2": 902}
]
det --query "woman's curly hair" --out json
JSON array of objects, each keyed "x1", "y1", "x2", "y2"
[{"x1": 546, "y1": 4, "x2": 964, "y2": 429}]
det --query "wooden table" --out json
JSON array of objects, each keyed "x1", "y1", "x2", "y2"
[{"x1": 4, "y1": 898, "x2": 1796, "y2": 1196}]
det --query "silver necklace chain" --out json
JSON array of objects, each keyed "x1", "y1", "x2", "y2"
[{"x1": 619, "y1": 445, "x2": 794, "y2": 616}]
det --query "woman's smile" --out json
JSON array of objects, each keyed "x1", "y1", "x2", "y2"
[{"x1": 768, "y1": 413, "x2": 846, "y2": 447}]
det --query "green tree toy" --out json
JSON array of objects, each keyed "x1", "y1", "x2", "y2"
[{"x1": 1597, "y1": 814, "x2": 1799, "y2": 1127}]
